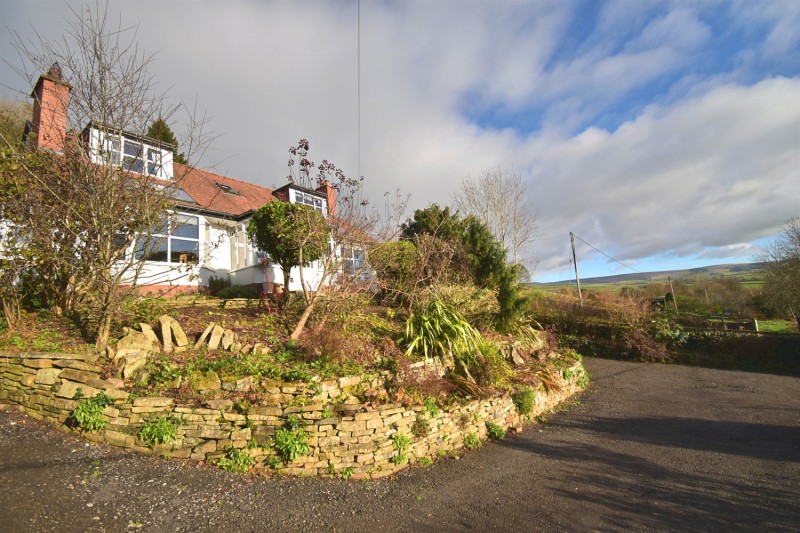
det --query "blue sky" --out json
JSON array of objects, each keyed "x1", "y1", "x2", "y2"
[{"x1": 1, "y1": 0, "x2": 798, "y2": 283}]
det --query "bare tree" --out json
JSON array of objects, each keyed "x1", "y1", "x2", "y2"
[
  {"x1": 0, "y1": 5, "x2": 210, "y2": 349},
  {"x1": 757, "y1": 217, "x2": 800, "y2": 329},
  {"x1": 451, "y1": 166, "x2": 538, "y2": 266}
]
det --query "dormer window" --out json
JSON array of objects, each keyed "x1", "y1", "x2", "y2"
[
  {"x1": 294, "y1": 190, "x2": 325, "y2": 213},
  {"x1": 85, "y1": 124, "x2": 174, "y2": 180}
]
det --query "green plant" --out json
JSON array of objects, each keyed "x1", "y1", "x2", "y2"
[
  {"x1": 218, "y1": 285, "x2": 258, "y2": 300},
  {"x1": 577, "y1": 369, "x2": 590, "y2": 389},
  {"x1": 69, "y1": 391, "x2": 114, "y2": 431},
  {"x1": 32, "y1": 330, "x2": 61, "y2": 351},
  {"x1": 321, "y1": 408, "x2": 334, "y2": 419},
  {"x1": 562, "y1": 368, "x2": 575, "y2": 381},
  {"x1": 464, "y1": 432, "x2": 481, "y2": 449},
  {"x1": 340, "y1": 466, "x2": 354, "y2": 480},
  {"x1": 436, "y1": 448, "x2": 447, "y2": 459},
  {"x1": 267, "y1": 455, "x2": 282, "y2": 469},
  {"x1": 512, "y1": 386, "x2": 535, "y2": 416},
  {"x1": 137, "y1": 417, "x2": 179, "y2": 448},
  {"x1": 401, "y1": 300, "x2": 483, "y2": 360},
  {"x1": 392, "y1": 433, "x2": 411, "y2": 465},
  {"x1": 411, "y1": 414, "x2": 430, "y2": 438},
  {"x1": 232, "y1": 400, "x2": 251, "y2": 415},
  {"x1": 327, "y1": 461, "x2": 336, "y2": 475},
  {"x1": 649, "y1": 318, "x2": 689, "y2": 346},
  {"x1": 215, "y1": 447, "x2": 255, "y2": 474},
  {"x1": 273, "y1": 418, "x2": 311, "y2": 463},
  {"x1": 148, "y1": 355, "x2": 182, "y2": 385},
  {"x1": 418, "y1": 457, "x2": 433, "y2": 467},
  {"x1": 486, "y1": 422, "x2": 506, "y2": 439},
  {"x1": 206, "y1": 275, "x2": 231, "y2": 296},
  {"x1": 475, "y1": 341, "x2": 512, "y2": 386},
  {"x1": 423, "y1": 396, "x2": 440, "y2": 417}
]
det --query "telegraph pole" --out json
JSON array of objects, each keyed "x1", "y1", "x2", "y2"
[
  {"x1": 570, "y1": 232, "x2": 584, "y2": 308},
  {"x1": 668, "y1": 276, "x2": 679, "y2": 315}
]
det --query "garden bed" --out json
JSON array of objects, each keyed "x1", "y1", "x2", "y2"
[{"x1": 0, "y1": 300, "x2": 588, "y2": 478}]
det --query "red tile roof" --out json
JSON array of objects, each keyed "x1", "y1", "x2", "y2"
[{"x1": 173, "y1": 163, "x2": 275, "y2": 218}]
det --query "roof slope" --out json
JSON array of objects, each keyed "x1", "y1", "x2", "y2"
[{"x1": 173, "y1": 163, "x2": 274, "y2": 218}]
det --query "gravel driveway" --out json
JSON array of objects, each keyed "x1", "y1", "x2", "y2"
[{"x1": 1, "y1": 358, "x2": 798, "y2": 532}]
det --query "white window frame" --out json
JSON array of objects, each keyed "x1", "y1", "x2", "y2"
[
  {"x1": 91, "y1": 128, "x2": 173, "y2": 180},
  {"x1": 135, "y1": 213, "x2": 200, "y2": 264},
  {"x1": 293, "y1": 190, "x2": 326, "y2": 214}
]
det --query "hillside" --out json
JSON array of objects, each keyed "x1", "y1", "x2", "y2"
[{"x1": 532, "y1": 262, "x2": 764, "y2": 287}]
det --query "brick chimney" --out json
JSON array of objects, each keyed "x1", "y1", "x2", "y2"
[
  {"x1": 30, "y1": 63, "x2": 71, "y2": 152},
  {"x1": 316, "y1": 179, "x2": 337, "y2": 217}
]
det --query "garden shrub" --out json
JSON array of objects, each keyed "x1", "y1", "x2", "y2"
[
  {"x1": 512, "y1": 386, "x2": 535, "y2": 416},
  {"x1": 215, "y1": 447, "x2": 255, "y2": 473},
  {"x1": 423, "y1": 284, "x2": 499, "y2": 329},
  {"x1": 138, "y1": 416, "x2": 179, "y2": 447},
  {"x1": 486, "y1": 422, "x2": 506, "y2": 439},
  {"x1": 473, "y1": 341, "x2": 512, "y2": 386},
  {"x1": 206, "y1": 275, "x2": 231, "y2": 296},
  {"x1": 69, "y1": 391, "x2": 114, "y2": 431},
  {"x1": 400, "y1": 299, "x2": 482, "y2": 362},
  {"x1": 273, "y1": 416, "x2": 311, "y2": 463},
  {"x1": 218, "y1": 285, "x2": 258, "y2": 300}
]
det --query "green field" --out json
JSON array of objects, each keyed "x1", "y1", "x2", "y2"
[{"x1": 531, "y1": 263, "x2": 765, "y2": 294}]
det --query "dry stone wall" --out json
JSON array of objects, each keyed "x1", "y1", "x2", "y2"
[{"x1": 0, "y1": 351, "x2": 584, "y2": 479}]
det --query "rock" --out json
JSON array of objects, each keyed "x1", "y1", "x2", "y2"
[
  {"x1": 138, "y1": 323, "x2": 160, "y2": 346},
  {"x1": 189, "y1": 371, "x2": 221, "y2": 392},
  {"x1": 58, "y1": 368, "x2": 100, "y2": 384},
  {"x1": 221, "y1": 376, "x2": 254, "y2": 392},
  {"x1": 207, "y1": 325, "x2": 225, "y2": 351},
  {"x1": 453, "y1": 359, "x2": 476, "y2": 384},
  {"x1": 121, "y1": 353, "x2": 149, "y2": 380},
  {"x1": 528, "y1": 330, "x2": 546, "y2": 351},
  {"x1": 56, "y1": 380, "x2": 99, "y2": 399},
  {"x1": 159, "y1": 315, "x2": 173, "y2": 354},
  {"x1": 194, "y1": 322, "x2": 216, "y2": 350},
  {"x1": 133, "y1": 396, "x2": 174, "y2": 408},
  {"x1": 114, "y1": 347, "x2": 145, "y2": 363},
  {"x1": 35, "y1": 368, "x2": 62, "y2": 385},
  {"x1": 169, "y1": 317, "x2": 189, "y2": 347},
  {"x1": 116, "y1": 329, "x2": 156, "y2": 353},
  {"x1": 232, "y1": 342, "x2": 243, "y2": 353},
  {"x1": 205, "y1": 399, "x2": 233, "y2": 410},
  {"x1": 221, "y1": 329, "x2": 235, "y2": 351},
  {"x1": 508, "y1": 345, "x2": 526, "y2": 367}
]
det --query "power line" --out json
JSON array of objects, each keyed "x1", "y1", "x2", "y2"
[
  {"x1": 357, "y1": 0, "x2": 361, "y2": 180},
  {"x1": 571, "y1": 233, "x2": 643, "y2": 274}
]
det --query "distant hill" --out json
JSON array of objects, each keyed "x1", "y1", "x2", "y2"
[{"x1": 532, "y1": 263, "x2": 764, "y2": 287}]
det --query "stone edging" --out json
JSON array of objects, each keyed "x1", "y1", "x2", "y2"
[{"x1": 0, "y1": 351, "x2": 584, "y2": 479}]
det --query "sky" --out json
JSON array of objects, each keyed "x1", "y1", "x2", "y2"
[{"x1": 1, "y1": 0, "x2": 798, "y2": 282}]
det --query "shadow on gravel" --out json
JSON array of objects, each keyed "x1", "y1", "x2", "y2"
[
  {"x1": 558, "y1": 416, "x2": 800, "y2": 462},
  {"x1": 497, "y1": 437, "x2": 799, "y2": 532}
]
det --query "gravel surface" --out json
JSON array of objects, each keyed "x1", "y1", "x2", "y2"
[{"x1": 1, "y1": 358, "x2": 798, "y2": 532}]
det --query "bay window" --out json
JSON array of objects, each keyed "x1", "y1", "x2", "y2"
[{"x1": 135, "y1": 214, "x2": 199, "y2": 263}]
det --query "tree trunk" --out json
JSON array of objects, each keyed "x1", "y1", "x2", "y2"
[
  {"x1": 1, "y1": 297, "x2": 20, "y2": 329},
  {"x1": 290, "y1": 299, "x2": 317, "y2": 341}
]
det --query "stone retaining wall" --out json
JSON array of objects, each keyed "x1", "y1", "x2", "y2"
[{"x1": 0, "y1": 351, "x2": 584, "y2": 479}]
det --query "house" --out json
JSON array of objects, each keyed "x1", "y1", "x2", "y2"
[{"x1": 23, "y1": 64, "x2": 338, "y2": 295}]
